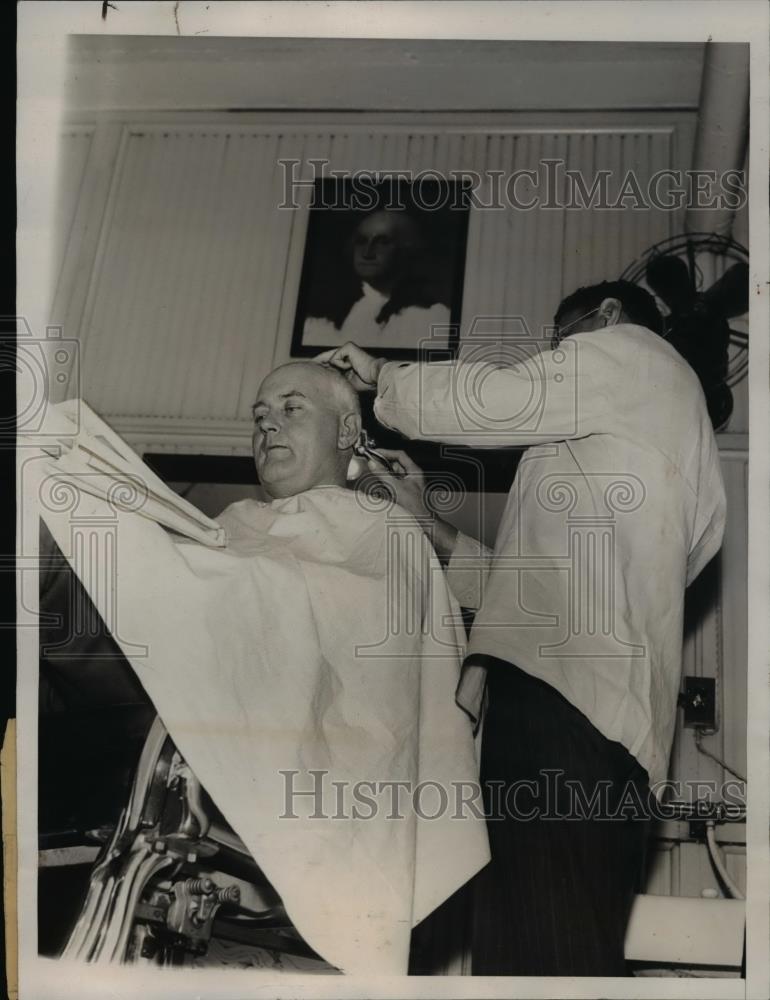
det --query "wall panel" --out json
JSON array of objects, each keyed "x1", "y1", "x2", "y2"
[
  {"x1": 52, "y1": 126, "x2": 94, "y2": 290},
  {"x1": 58, "y1": 112, "x2": 692, "y2": 446}
]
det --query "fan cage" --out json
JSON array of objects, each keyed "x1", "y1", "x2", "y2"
[{"x1": 620, "y1": 232, "x2": 749, "y2": 389}]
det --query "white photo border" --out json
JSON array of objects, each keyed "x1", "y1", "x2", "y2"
[{"x1": 16, "y1": 3, "x2": 770, "y2": 999}]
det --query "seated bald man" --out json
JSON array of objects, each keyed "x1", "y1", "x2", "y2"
[
  {"x1": 247, "y1": 361, "x2": 363, "y2": 500},
  {"x1": 39, "y1": 364, "x2": 362, "y2": 708},
  {"x1": 202, "y1": 362, "x2": 491, "y2": 973},
  {"x1": 40, "y1": 361, "x2": 489, "y2": 976}
]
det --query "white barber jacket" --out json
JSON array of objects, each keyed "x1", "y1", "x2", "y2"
[{"x1": 373, "y1": 324, "x2": 726, "y2": 789}]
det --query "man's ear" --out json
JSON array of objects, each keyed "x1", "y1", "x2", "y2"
[
  {"x1": 598, "y1": 297, "x2": 623, "y2": 327},
  {"x1": 337, "y1": 410, "x2": 362, "y2": 450}
]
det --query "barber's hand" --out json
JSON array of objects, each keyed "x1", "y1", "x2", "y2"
[
  {"x1": 315, "y1": 343, "x2": 386, "y2": 393},
  {"x1": 364, "y1": 449, "x2": 431, "y2": 521},
  {"x1": 364, "y1": 449, "x2": 459, "y2": 563}
]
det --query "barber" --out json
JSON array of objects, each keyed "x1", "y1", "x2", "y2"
[{"x1": 317, "y1": 280, "x2": 726, "y2": 977}]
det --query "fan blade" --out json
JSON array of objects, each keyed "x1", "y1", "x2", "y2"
[
  {"x1": 710, "y1": 386, "x2": 734, "y2": 431},
  {"x1": 645, "y1": 255, "x2": 694, "y2": 311},
  {"x1": 702, "y1": 261, "x2": 749, "y2": 318}
]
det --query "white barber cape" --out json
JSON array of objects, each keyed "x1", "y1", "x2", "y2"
[{"x1": 30, "y1": 402, "x2": 489, "y2": 974}]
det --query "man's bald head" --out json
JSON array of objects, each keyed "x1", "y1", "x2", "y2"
[
  {"x1": 251, "y1": 362, "x2": 361, "y2": 499},
  {"x1": 268, "y1": 362, "x2": 361, "y2": 419}
]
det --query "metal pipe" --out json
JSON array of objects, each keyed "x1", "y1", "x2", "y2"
[
  {"x1": 705, "y1": 820, "x2": 745, "y2": 900},
  {"x1": 685, "y1": 42, "x2": 749, "y2": 237}
]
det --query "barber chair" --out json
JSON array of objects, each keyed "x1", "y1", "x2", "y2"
[
  {"x1": 57, "y1": 713, "x2": 747, "y2": 977},
  {"x1": 39, "y1": 536, "x2": 326, "y2": 968},
  {"x1": 61, "y1": 716, "x2": 326, "y2": 968}
]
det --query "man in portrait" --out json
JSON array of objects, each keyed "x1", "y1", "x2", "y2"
[{"x1": 302, "y1": 209, "x2": 452, "y2": 350}]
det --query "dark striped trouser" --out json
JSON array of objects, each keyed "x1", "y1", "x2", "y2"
[{"x1": 470, "y1": 656, "x2": 652, "y2": 977}]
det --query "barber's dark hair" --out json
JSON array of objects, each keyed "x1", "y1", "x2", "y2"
[{"x1": 554, "y1": 280, "x2": 663, "y2": 336}]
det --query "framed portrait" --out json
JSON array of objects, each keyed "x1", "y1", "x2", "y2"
[{"x1": 291, "y1": 177, "x2": 470, "y2": 360}]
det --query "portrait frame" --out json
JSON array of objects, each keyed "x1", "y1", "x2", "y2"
[{"x1": 290, "y1": 176, "x2": 470, "y2": 360}]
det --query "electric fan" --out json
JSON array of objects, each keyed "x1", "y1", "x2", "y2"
[{"x1": 620, "y1": 233, "x2": 749, "y2": 430}]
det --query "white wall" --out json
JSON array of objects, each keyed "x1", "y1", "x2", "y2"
[
  {"x1": 52, "y1": 110, "x2": 696, "y2": 446},
  {"x1": 64, "y1": 36, "x2": 705, "y2": 114},
  {"x1": 54, "y1": 37, "x2": 711, "y2": 448}
]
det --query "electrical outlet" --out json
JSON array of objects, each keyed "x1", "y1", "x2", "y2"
[{"x1": 679, "y1": 676, "x2": 717, "y2": 729}]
